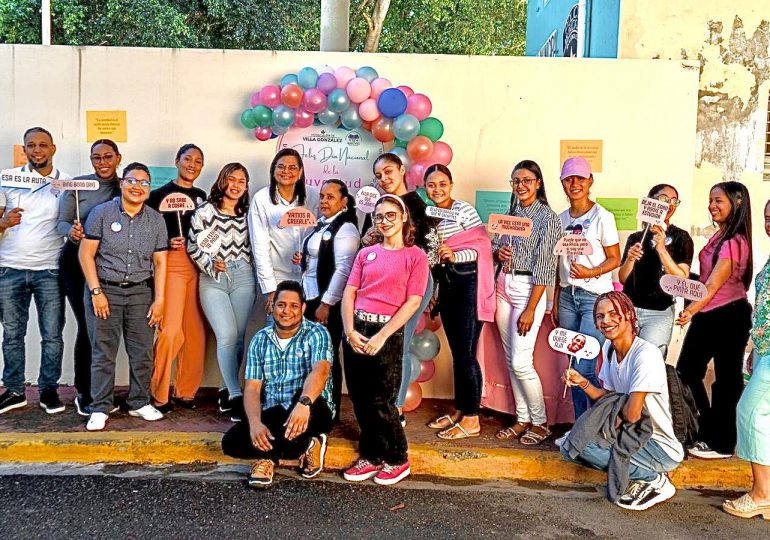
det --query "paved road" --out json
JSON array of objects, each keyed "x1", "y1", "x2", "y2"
[{"x1": 0, "y1": 464, "x2": 765, "y2": 539}]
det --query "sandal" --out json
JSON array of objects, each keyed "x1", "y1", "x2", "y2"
[
  {"x1": 520, "y1": 425, "x2": 552, "y2": 446},
  {"x1": 437, "y1": 422, "x2": 480, "y2": 440},
  {"x1": 427, "y1": 414, "x2": 456, "y2": 430},
  {"x1": 722, "y1": 493, "x2": 770, "y2": 519},
  {"x1": 495, "y1": 422, "x2": 531, "y2": 440}
]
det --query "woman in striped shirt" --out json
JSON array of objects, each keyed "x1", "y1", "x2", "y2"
[
  {"x1": 188, "y1": 163, "x2": 254, "y2": 421},
  {"x1": 493, "y1": 160, "x2": 563, "y2": 445}
]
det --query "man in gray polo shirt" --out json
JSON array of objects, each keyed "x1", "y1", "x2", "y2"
[{"x1": 79, "y1": 162, "x2": 169, "y2": 431}]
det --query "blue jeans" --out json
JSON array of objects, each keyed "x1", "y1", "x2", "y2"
[
  {"x1": 198, "y1": 261, "x2": 256, "y2": 400},
  {"x1": 561, "y1": 439, "x2": 680, "y2": 482},
  {"x1": 397, "y1": 272, "x2": 433, "y2": 408},
  {"x1": 0, "y1": 267, "x2": 64, "y2": 393},
  {"x1": 636, "y1": 306, "x2": 675, "y2": 358},
  {"x1": 558, "y1": 286, "x2": 604, "y2": 419}
]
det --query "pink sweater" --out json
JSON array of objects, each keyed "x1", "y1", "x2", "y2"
[
  {"x1": 347, "y1": 244, "x2": 430, "y2": 316},
  {"x1": 444, "y1": 225, "x2": 496, "y2": 322}
]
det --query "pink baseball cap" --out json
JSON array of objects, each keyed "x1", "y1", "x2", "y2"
[{"x1": 560, "y1": 157, "x2": 592, "y2": 180}]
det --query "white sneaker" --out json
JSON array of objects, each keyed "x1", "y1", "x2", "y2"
[
  {"x1": 128, "y1": 404, "x2": 163, "y2": 421},
  {"x1": 555, "y1": 430, "x2": 571, "y2": 447},
  {"x1": 687, "y1": 441, "x2": 732, "y2": 460},
  {"x1": 86, "y1": 412, "x2": 109, "y2": 431},
  {"x1": 616, "y1": 474, "x2": 676, "y2": 511}
]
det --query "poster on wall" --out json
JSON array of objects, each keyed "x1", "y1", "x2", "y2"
[
  {"x1": 277, "y1": 126, "x2": 384, "y2": 195},
  {"x1": 597, "y1": 198, "x2": 637, "y2": 231},
  {"x1": 475, "y1": 191, "x2": 511, "y2": 223},
  {"x1": 86, "y1": 110, "x2": 127, "y2": 143},
  {"x1": 560, "y1": 139, "x2": 603, "y2": 173}
]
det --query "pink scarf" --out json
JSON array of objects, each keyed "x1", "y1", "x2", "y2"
[{"x1": 444, "y1": 225, "x2": 495, "y2": 322}]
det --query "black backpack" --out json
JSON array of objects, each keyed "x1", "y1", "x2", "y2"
[{"x1": 665, "y1": 365, "x2": 699, "y2": 450}]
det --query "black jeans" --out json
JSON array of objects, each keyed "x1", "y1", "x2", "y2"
[
  {"x1": 435, "y1": 262, "x2": 483, "y2": 415},
  {"x1": 676, "y1": 298, "x2": 751, "y2": 454},
  {"x1": 343, "y1": 319, "x2": 408, "y2": 465},
  {"x1": 305, "y1": 297, "x2": 343, "y2": 420},
  {"x1": 60, "y1": 242, "x2": 92, "y2": 403},
  {"x1": 221, "y1": 393, "x2": 333, "y2": 462}
]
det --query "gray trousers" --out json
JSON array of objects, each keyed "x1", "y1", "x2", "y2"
[{"x1": 85, "y1": 282, "x2": 155, "y2": 413}]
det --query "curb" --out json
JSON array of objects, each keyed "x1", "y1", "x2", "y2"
[{"x1": 0, "y1": 432, "x2": 752, "y2": 490}]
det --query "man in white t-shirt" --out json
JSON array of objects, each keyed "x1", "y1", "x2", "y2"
[
  {"x1": 0, "y1": 127, "x2": 71, "y2": 416},
  {"x1": 562, "y1": 291, "x2": 684, "y2": 511}
]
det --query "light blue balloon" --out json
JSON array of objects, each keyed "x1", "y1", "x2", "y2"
[
  {"x1": 272, "y1": 124, "x2": 289, "y2": 135},
  {"x1": 327, "y1": 88, "x2": 350, "y2": 113},
  {"x1": 340, "y1": 105, "x2": 363, "y2": 129},
  {"x1": 272, "y1": 105, "x2": 295, "y2": 128},
  {"x1": 317, "y1": 108, "x2": 339, "y2": 126},
  {"x1": 408, "y1": 353, "x2": 422, "y2": 382},
  {"x1": 280, "y1": 73, "x2": 299, "y2": 87},
  {"x1": 392, "y1": 113, "x2": 420, "y2": 141},
  {"x1": 356, "y1": 66, "x2": 378, "y2": 83},
  {"x1": 409, "y1": 330, "x2": 440, "y2": 361},
  {"x1": 390, "y1": 146, "x2": 411, "y2": 168},
  {"x1": 297, "y1": 66, "x2": 319, "y2": 90}
]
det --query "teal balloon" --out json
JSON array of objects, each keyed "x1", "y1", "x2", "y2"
[
  {"x1": 390, "y1": 146, "x2": 411, "y2": 168},
  {"x1": 317, "y1": 108, "x2": 339, "y2": 126},
  {"x1": 415, "y1": 187, "x2": 434, "y2": 207},
  {"x1": 340, "y1": 105, "x2": 363, "y2": 129},
  {"x1": 272, "y1": 105, "x2": 295, "y2": 128},
  {"x1": 252, "y1": 105, "x2": 273, "y2": 128},
  {"x1": 240, "y1": 108, "x2": 258, "y2": 129},
  {"x1": 328, "y1": 88, "x2": 350, "y2": 113},
  {"x1": 280, "y1": 73, "x2": 299, "y2": 87},
  {"x1": 356, "y1": 66, "x2": 378, "y2": 83},
  {"x1": 298, "y1": 66, "x2": 319, "y2": 89},
  {"x1": 409, "y1": 329, "x2": 440, "y2": 360},
  {"x1": 394, "y1": 138, "x2": 408, "y2": 149},
  {"x1": 408, "y1": 353, "x2": 422, "y2": 382},
  {"x1": 419, "y1": 117, "x2": 444, "y2": 141},
  {"x1": 392, "y1": 113, "x2": 420, "y2": 141}
]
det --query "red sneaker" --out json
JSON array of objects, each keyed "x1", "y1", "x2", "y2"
[
  {"x1": 343, "y1": 458, "x2": 382, "y2": 482},
  {"x1": 373, "y1": 462, "x2": 411, "y2": 486}
]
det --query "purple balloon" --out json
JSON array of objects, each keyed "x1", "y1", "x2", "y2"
[
  {"x1": 377, "y1": 88, "x2": 408, "y2": 118},
  {"x1": 316, "y1": 72, "x2": 337, "y2": 95}
]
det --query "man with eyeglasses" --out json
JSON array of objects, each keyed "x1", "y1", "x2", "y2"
[
  {"x1": 78, "y1": 163, "x2": 169, "y2": 431},
  {"x1": 0, "y1": 127, "x2": 72, "y2": 415}
]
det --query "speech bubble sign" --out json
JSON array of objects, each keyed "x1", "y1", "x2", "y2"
[
  {"x1": 486, "y1": 214, "x2": 533, "y2": 237},
  {"x1": 196, "y1": 227, "x2": 222, "y2": 255},
  {"x1": 0, "y1": 169, "x2": 49, "y2": 190},
  {"x1": 548, "y1": 327, "x2": 602, "y2": 360},
  {"x1": 554, "y1": 234, "x2": 594, "y2": 256},
  {"x1": 659, "y1": 275, "x2": 708, "y2": 302},
  {"x1": 52, "y1": 179, "x2": 100, "y2": 191},
  {"x1": 159, "y1": 193, "x2": 196, "y2": 212},
  {"x1": 279, "y1": 207, "x2": 318, "y2": 228},
  {"x1": 426, "y1": 206, "x2": 460, "y2": 222},
  {"x1": 354, "y1": 186, "x2": 380, "y2": 214},
  {"x1": 637, "y1": 197, "x2": 669, "y2": 227}
]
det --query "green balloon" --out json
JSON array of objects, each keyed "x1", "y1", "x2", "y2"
[
  {"x1": 253, "y1": 105, "x2": 273, "y2": 128},
  {"x1": 394, "y1": 138, "x2": 408, "y2": 149},
  {"x1": 240, "y1": 109, "x2": 258, "y2": 129},
  {"x1": 415, "y1": 187, "x2": 435, "y2": 206},
  {"x1": 419, "y1": 117, "x2": 444, "y2": 142}
]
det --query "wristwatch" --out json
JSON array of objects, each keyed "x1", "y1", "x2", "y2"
[
  {"x1": 298, "y1": 395, "x2": 313, "y2": 407},
  {"x1": 90, "y1": 287, "x2": 103, "y2": 296}
]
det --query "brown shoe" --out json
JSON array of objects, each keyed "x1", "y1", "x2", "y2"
[
  {"x1": 248, "y1": 459, "x2": 274, "y2": 488},
  {"x1": 301, "y1": 434, "x2": 328, "y2": 478}
]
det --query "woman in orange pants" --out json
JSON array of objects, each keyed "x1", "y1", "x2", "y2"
[{"x1": 146, "y1": 144, "x2": 208, "y2": 410}]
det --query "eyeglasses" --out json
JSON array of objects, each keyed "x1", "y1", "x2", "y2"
[
  {"x1": 656, "y1": 194, "x2": 681, "y2": 207},
  {"x1": 509, "y1": 178, "x2": 537, "y2": 187},
  {"x1": 373, "y1": 211, "x2": 399, "y2": 224},
  {"x1": 276, "y1": 164, "x2": 300, "y2": 173},
  {"x1": 123, "y1": 177, "x2": 151, "y2": 188},
  {"x1": 90, "y1": 154, "x2": 116, "y2": 163}
]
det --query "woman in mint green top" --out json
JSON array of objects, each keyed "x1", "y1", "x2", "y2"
[{"x1": 723, "y1": 200, "x2": 770, "y2": 519}]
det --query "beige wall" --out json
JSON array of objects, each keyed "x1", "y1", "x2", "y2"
[{"x1": 0, "y1": 45, "x2": 699, "y2": 396}]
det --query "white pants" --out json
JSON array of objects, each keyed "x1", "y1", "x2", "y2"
[{"x1": 495, "y1": 273, "x2": 547, "y2": 425}]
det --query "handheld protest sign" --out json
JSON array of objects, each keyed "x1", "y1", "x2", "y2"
[
  {"x1": 486, "y1": 214, "x2": 533, "y2": 237},
  {"x1": 1, "y1": 169, "x2": 50, "y2": 209},
  {"x1": 548, "y1": 327, "x2": 601, "y2": 362},
  {"x1": 425, "y1": 205, "x2": 460, "y2": 222},
  {"x1": 279, "y1": 207, "x2": 318, "y2": 228},
  {"x1": 52, "y1": 179, "x2": 100, "y2": 222},
  {"x1": 196, "y1": 227, "x2": 222, "y2": 255},
  {"x1": 159, "y1": 193, "x2": 196, "y2": 237},
  {"x1": 553, "y1": 234, "x2": 594, "y2": 257},
  {"x1": 354, "y1": 186, "x2": 380, "y2": 214},
  {"x1": 637, "y1": 197, "x2": 669, "y2": 242},
  {"x1": 659, "y1": 275, "x2": 708, "y2": 302}
]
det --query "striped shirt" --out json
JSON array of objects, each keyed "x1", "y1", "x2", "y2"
[
  {"x1": 187, "y1": 202, "x2": 252, "y2": 279},
  {"x1": 245, "y1": 318, "x2": 335, "y2": 415},
  {"x1": 491, "y1": 199, "x2": 563, "y2": 287},
  {"x1": 435, "y1": 200, "x2": 483, "y2": 263}
]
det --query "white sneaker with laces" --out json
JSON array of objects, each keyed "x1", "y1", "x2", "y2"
[
  {"x1": 616, "y1": 474, "x2": 676, "y2": 511},
  {"x1": 687, "y1": 441, "x2": 732, "y2": 460},
  {"x1": 86, "y1": 412, "x2": 109, "y2": 431},
  {"x1": 128, "y1": 404, "x2": 163, "y2": 421}
]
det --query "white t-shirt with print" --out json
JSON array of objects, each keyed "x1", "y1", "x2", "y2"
[
  {"x1": 558, "y1": 203, "x2": 619, "y2": 295},
  {"x1": 599, "y1": 337, "x2": 685, "y2": 463}
]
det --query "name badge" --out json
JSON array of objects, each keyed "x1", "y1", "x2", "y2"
[
  {"x1": 322, "y1": 231, "x2": 332, "y2": 241},
  {"x1": 111, "y1": 221, "x2": 122, "y2": 233},
  {"x1": 366, "y1": 251, "x2": 377, "y2": 261}
]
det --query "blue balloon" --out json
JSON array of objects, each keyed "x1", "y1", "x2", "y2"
[
  {"x1": 280, "y1": 73, "x2": 299, "y2": 87},
  {"x1": 408, "y1": 353, "x2": 422, "y2": 382},
  {"x1": 390, "y1": 146, "x2": 411, "y2": 168},
  {"x1": 317, "y1": 108, "x2": 339, "y2": 126},
  {"x1": 340, "y1": 105, "x2": 363, "y2": 130},
  {"x1": 392, "y1": 113, "x2": 420, "y2": 141},
  {"x1": 272, "y1": 124, "x2": 290, "y2": 135},
  {"x1": 297, "y1": 66, "x2": 319, "y2": 90},
  {"x1": 327, "y1": 88, "x2": 350, "y2": 114},
  {"x1": 272, "y1": 105, "x2": 295, "y2": 128},
  {"x1": 409, "y1": 330, "x2": 440, "y2": 360},
  {"x1": 356, "y1": 66, "x2": 378, "y2": 83},
  {"x1": 377, "y1": 88, "x2": 407, "y2": 119}
]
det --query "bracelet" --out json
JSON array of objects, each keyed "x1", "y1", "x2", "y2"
[{"x1": 580, "y1": 380, "x2": 589, "y2": 389}]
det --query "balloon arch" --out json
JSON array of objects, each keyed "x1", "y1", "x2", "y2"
[{"x1": 240, "y1": 65, "x2": 450, "y2": 410}]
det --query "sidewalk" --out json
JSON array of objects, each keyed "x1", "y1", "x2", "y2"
[{"x1": 0, "y1": 386, "x2": 751, "y2": 490}]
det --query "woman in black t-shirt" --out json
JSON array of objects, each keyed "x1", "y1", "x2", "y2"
[{"x1": 618, "y1": 184, "x2": 694, "y2": 357}]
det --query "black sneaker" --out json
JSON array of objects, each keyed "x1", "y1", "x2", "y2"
[
  {"x1": 0, "y1": 389, "x2": 27, "y2": 414},
  {"x1": 154, "y1": 402, "x2": 174, "y2": 414},
  {"x1": 39, "y1": 389, "x2": 65, "y2": 414},
  {"x1": 218, "y1": 388, "x2": 231, "y2": 414},
  {"x1": 74, "y1": 394, "x2": 91, "y2": 417},
  {"x1": 229, "y1": 396, "x2": 244, "y2": 423}
]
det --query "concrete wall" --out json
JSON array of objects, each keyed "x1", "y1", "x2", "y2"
[{"x1": 0, "y1": 45, "x2": 699, "y2": 397}]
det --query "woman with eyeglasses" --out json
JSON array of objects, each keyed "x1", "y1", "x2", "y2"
[
  {"x1": 618, "y1": 184, "x2": 693, "y2": 357},
  {"x1": 57, "y1": 139, "x2": 122, "y2": 416},
  {"x1": 553, "y1": 157, "x2": 621, "y2": 419},
  {"x1": 341, "y1": 194, "x2": 429, "y2": 486}
]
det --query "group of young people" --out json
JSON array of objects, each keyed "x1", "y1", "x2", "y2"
[{"x1": 0, "y1": 127, "x2": 768, "y2": 517}]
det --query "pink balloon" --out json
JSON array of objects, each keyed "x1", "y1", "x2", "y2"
[
  {"x1": 406, "y1": 160, "x2": 430, "y2": 188},
  {"x1": 358, "y1": 98, "x2": 380, "y2": 122},
  {"x1": 259, "y1": 85, "x2": 281, "y2": 108},
  {"x1": 249, "y1": 91, "x2": 262, "y2": 107},
  {"x1": 346, "y1": 77, "x2": 372, "y2": 104},
  {"x1": 415, "y1": 313, "x2": 427, "y2": 334},
  {"x1": 430, "y1": 141, "x2": 453, "y2": 165},
  {"x1": 416, "y1": 360, "x2": 436, "y2": 383},
  {"x1": 425, "y1": 313, "x2": 442, "y2": 331},
  {"x1": 406, "y1": 93, "x2": 432, "y2": 121},
  {"x1": 334, "y1": 66, "x2": 356, "y2": 89},
  {"x1": 303, "y1": 88, "x2": 328, "y2": 114},
  {"x1": 369, "y1": 77, "x2": 392, "y2": 99},
  {"x1": 254, "y1": 126, "x2": 272, "y2": 141},
  {"x1": 293, "y1": 108, "x2": 314, "y2": 128},
  {"x1": 397, "y1": 85, "x2": 415, "y2": 98}
]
